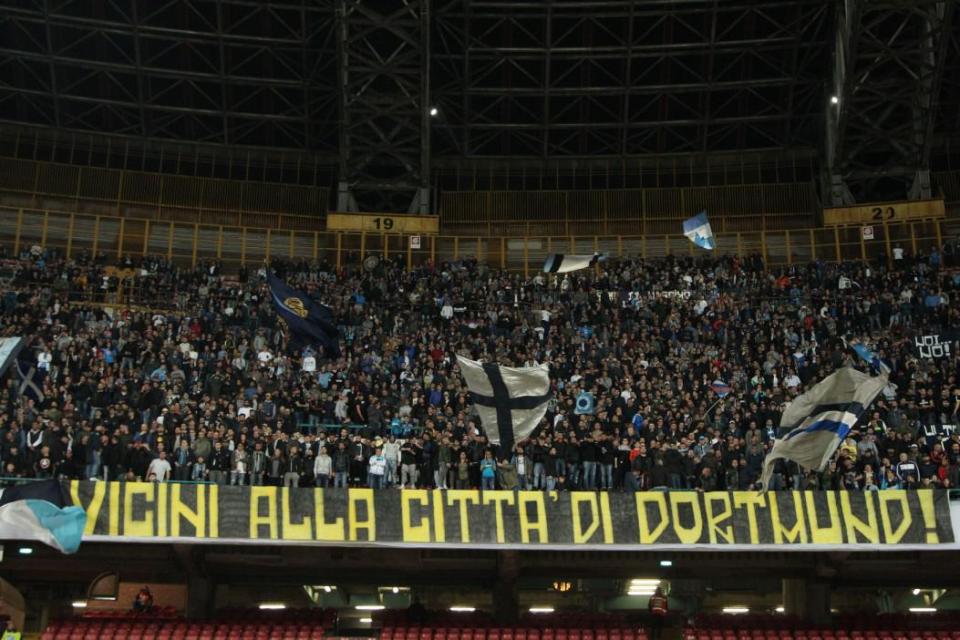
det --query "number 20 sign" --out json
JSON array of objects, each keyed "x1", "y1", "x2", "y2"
[{"x1": 823, "y1": 199, "x2": 944, "y2": 226}]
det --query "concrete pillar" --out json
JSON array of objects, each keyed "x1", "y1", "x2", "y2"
[
  {"x1": 0, "y1": 578, "x2": 26, "y2": 632},
  {"x1": 494, "y1": 551, "x2": 520, "y2": 624},
  {"x1": 782, "y1": 579, "x2": 830, "y2": 624},
  {"x1": 186, "y1": 575, "x2": 214, "y2": 619}
]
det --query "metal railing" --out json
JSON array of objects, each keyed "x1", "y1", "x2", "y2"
[
  {"x1": 0, "y1": 156, "x2": 330, "y2": 230},
  {"x1": 439, "y1": 182, "x2": 819, "y2": 236},
  {"x1": 0, "y1": 206, "x2": 946, "y2": 276}
]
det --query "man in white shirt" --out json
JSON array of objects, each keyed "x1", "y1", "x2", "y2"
[
  {"x1": 368, "y1": 447, "x2": 387, "y2": 489},
  {"x1": 784, "y1": 370, "x2": 802, "y2": 390},
  {"x1": 146, "y1": 451, "x2": 172, "y2": 482}
]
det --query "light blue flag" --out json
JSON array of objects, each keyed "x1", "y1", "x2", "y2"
[
  {"x1": 850, "y1": 340, "x2": 890, "y2": 374},
  {"x1": 682, "y1": 211, "x2": 715, "y2": 250},
  {"x1": 0, "y1": 480, "x2": 87, "y2": 553}
]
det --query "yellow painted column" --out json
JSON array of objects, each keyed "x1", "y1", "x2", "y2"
[
  {"x1": 40, "y1": 210, "x2": 49, "y2": 248},
  {"x1": 523, "y1": 239, "x2": 529, "y2": 279},
  {"x1": 91, "y1": 216, "x2": 101, "y2": 257},
  {"x1": 882, "y1": 221, "x2": 893, "y2": 266},
  {"x1": 834, "y1": 227, "x2": 841, "y2": 262},
  {"x1": 117, "y1": 217, "x2": 126, "y2": 259},
  {"x1": 192, "y1": 224, "x2": 200, "y2": 267},
  {"x1": 13, "y1": 209, "x2": 24, "y2": 256},
  {"x1": 335, "y1": 232, "x2": 342, "y2": 270},
  {"x1": 66, "y1": 213, "x2": 75, "y2": 259}
]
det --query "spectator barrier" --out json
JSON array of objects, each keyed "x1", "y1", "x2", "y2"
[{"x1": 0, "y1": 205, "x2": 948, "y2": 273}]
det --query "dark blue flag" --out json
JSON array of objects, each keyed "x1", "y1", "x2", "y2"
[
  {"x1": 267, "y1": 272, "x2": 340, "y2": 358},
  {"x1": 17, "y1": 353, "x2": 45, "y2": 404}
]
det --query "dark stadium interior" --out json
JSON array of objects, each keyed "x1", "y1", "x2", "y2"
[{"x1": 2, "y1": 0, "x2": 960, "y2": 639}]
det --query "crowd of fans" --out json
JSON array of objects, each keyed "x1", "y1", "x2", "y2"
[{"x1": 1, "y1": 239, "x2": 958, "y2": 492}]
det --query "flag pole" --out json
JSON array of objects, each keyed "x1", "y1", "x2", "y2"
[{"x1": 700, "y1": 397, "x2": 723, "y2": 421}]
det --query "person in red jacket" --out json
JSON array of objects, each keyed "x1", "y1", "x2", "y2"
[{"x1": 648, "y1": 587, "x2": 668, "y2": 640}]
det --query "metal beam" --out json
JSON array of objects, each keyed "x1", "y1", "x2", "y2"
[
  {"x1": 826, "y1": 0, "x2": 957, "y2": 203},
  {"x1": 337, "y1": 0, "x2": 430, "y2": 213}
]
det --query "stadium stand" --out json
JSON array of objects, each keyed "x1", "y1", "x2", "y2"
[
  {"x1": 1, "y1": 239, "x2": 958, "y2": 492},
  {"x1": 40, "y1": 609, "x2": 333, "y2": 640},
  {"x1": 3, "y1": 1, "x2": 960, "y2": 637}
]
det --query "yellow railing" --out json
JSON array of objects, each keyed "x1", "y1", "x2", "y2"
[
  {"x1": 0, "y1": 157, "x2": 329, "y2": 231},
  {"x1": 0, "y1": 206, "x2": 945, "y2": 277},
  {"x1": 439, "y1": 182, "x2": 819, "y2": 234}
]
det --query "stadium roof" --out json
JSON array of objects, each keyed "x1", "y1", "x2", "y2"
[{"x1": 1, "y1": 0, "x2": 958, "y2": 210}]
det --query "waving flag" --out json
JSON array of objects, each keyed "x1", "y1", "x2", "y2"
[
  {"x1": 16, "y1": 353, "x2": 44, "y2": 404},
  {"x1": 682, "y1": 211, "x2": 715, "y2": 250},
  {"x1": 0, "y1": 480, "x2": 87, "y2": 554},
  {"x1": 543, "y1": 253, "x2": 605, "y2": 273},
  {"x1": 760, "y1": 368, "x2": 887, "y2": 490},
  {"x1": 850, "y1": 340, "x2": 890, "y2": 374},
  {"x1": 710, "y1": 380, "x2": 732, "y2": 398},
  {"x1": 267, "y1": 272, "x2": 340, "y2": 358},
  {"x1": 0, "y1": 337, "x2": 25, "y2": 379},
  {"x1": 456, "y1": 355, "x2": 551, "y2": 455}
]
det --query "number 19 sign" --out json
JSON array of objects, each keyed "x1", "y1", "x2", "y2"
[{"x1": 326, "y1": 213, "x2": 439, "y2": 234}]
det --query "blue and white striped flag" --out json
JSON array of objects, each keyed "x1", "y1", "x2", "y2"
[
  {"x1": 760, "y1": 367, "x2": 887, "y2": 490},
  {"x1": 682, "y1": 211, "x2": 715, "y2": 250}
]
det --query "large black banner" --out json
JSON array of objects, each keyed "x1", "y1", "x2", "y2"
[
  {"x1": 914, "y1": 331, "x2": 959, "y2": 359},
  {"x1": 67, "y1": 482, "x2": 954, "y2": 549}
]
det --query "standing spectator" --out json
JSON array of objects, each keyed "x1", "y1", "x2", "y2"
[
  {"x1": 283, "y1": 446, "x2": 303, "y2": 487},
  {"x1": 314, "y1": 445, "x2": 333, "y2": 487},
  {"x1": 146, "y1": 451, "x2": 171, "y2": 482},
  {"x1": 368, "y1": 446, "x2": 387, "y2": 489},
  {"x1": 231, "y1": 443, "x2": 249, "y2": 485},
  {"x1": 480, "y1": 450, "x2": 497, "y2": 490}
]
